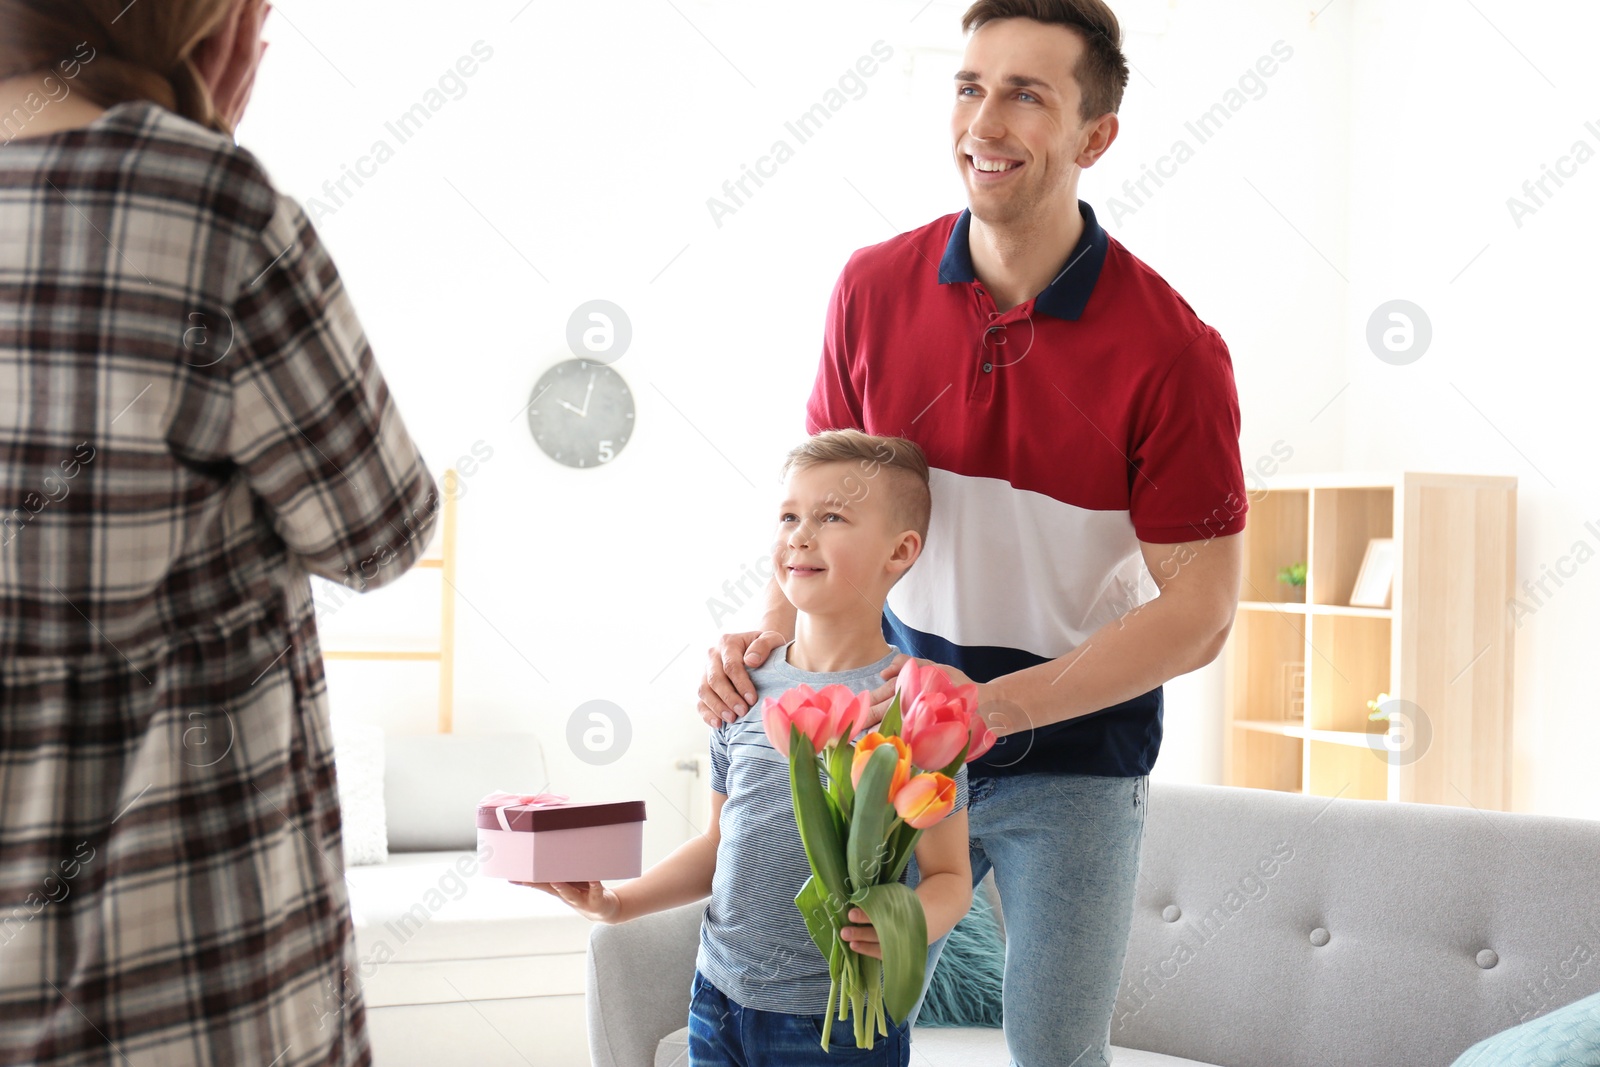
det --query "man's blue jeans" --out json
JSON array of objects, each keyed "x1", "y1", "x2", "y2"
[
  {"x1": 687, "y1": 969, "x2": 910, "y2": 1066},
  {"x1": 905, "y1": 771, "x2": 1148, "y2": 1067}
]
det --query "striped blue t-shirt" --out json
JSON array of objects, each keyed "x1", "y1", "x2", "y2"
[{"x1": 696, "y1": 641, "x2": 969, "y2": 1014}]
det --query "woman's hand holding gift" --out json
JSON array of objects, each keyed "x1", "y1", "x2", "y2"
[{"x1": 516, "y1": 880, "x2": 621, "y2": 924}]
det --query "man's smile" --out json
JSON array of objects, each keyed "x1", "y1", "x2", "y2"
[{"x1": 967, "y1": 153, "x2": 1024, "y2": 182}]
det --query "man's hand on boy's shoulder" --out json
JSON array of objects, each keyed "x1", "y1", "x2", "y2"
[
  {"x1": 858, "y1": 668, "x2": 900, "y2": 734},
  {"x1": 698, "y1": 629, "x2": 787, "y2": 727}
]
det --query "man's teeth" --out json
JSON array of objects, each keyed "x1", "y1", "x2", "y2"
[{"x1": 973, "y1": 158, "x2": 1019, "y2": 172}]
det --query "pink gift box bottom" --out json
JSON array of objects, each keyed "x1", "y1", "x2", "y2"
[{"x1": 478, "y1": 821, "x2": 643, "y2": 882}]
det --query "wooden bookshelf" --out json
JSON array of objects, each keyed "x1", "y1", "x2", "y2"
[
  {"x1": 322, "y1": 469, "x2": 459, "y2": 732},
  {"x1": 1223, "y1": 472, "x2": 1517, "y2": 809}
]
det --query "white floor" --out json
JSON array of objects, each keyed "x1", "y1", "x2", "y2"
[{"x1": 367, "y1": 994, "x2": 590, "y2": 1066}]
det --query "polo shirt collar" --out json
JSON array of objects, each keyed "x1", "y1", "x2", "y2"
[{"x1": 937, "y1": 199, "x2": 1109, "y2": 321}]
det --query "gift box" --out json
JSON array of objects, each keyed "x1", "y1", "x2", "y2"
[{"x1": 476, "y1": 791, "x2": 646, "y2": 882}]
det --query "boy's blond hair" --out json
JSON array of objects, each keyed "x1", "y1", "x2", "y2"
[{"x1": 780, "y1": 430, "x2": 932, "y2": 550}]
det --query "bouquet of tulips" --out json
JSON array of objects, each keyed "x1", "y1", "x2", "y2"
[{"x1": 762, "y1": 660, "x2": 996, "y2": 1051}]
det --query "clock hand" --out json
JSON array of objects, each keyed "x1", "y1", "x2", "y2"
[
  {"x1": 578, "y1": 375, "x2": 595, "y2": 417},
  {"x1": 558, "y1": 399, "x2": 585, "y2": 416}
]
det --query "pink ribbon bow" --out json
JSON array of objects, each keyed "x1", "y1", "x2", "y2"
[{"x1": 479, "y1": 789, "x2": 571, "y2": 831}]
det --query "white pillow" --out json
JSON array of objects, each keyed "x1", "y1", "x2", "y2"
[{"x1": 331, "y1": 720, "x2": 388, "y2": 867}]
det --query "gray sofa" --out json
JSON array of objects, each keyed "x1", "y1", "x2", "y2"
[{"x1": 587, "y1": 782, "x2": 1600, "y2": 1067}]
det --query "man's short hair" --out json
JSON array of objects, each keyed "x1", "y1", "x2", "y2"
[{"x1": 961, "y1": 0, "x2": 1131, "y2": 121}]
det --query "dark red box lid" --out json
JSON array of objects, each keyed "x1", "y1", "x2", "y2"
[{"x1": 476, "y1": 799, "x2": 646, "y2": 833}]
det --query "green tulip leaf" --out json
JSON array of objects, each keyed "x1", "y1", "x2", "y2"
[
  {"x1": 852, "y1": 881, "x2": 928, "y2": 1023},
  {"x1": 847, "y1": 743, "x2": 901, "y2": 891},
  {"x1": 886, "y1": 822, "x2": 923, "y2": 884},
  {"x1": 789, "y1": 728, "x2": 849, "y2": 905},
  {"x1": 795, "y1": 873, "x2": 843, "y2": 966},
  {"x1": 828, "y1": 739, "x2": 855, "y2": 821},
  {"x1": 881, "y1": 689, "x2": 903, "y2": 737}
]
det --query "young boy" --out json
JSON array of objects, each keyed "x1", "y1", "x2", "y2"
[{"x1": 524, "y1": 430, "x2": 973, "y2": 1066}]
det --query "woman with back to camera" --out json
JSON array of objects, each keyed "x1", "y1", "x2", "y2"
[{"x1": 0, "y1": 2, "x2": 436, "y2": 1064}]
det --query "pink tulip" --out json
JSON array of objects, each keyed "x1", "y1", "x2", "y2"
[
  {"x1": 762, "y1": 683, "x2": 869, "y2": 758},
  {"x1": 893, "y1": 772, "x2": 957, "y2": 828},
  {"x1": 899, "y1": 708, "x2": 968, "y2": 772},
  {"x1": 898, "y1": 660, "x2": 997, "y2": 766}
]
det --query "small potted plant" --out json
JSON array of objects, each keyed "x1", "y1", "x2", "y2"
[
  {"x1": 1277, "y1": 561, "x2": 1307, "y2": 602},
  {"x1": 1367, "y1": 693, "x2": 1396, "y2": 729}
]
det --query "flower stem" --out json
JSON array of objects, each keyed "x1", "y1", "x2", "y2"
[{"x1": 822, "y1": 959, "x2": 838, "y2": 1052}]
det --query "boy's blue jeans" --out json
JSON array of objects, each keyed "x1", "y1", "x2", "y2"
[
  {"x1": 905, "y1": 771, "x2": 1148, "y2": 1067},
  {"x1": 686, "y1": 969, "x2": 910, "y2": 1065}
]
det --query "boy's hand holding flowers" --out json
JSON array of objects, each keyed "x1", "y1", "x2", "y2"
[{"x1": 840, "y1": 905, "x2": 882, "y2": 959}]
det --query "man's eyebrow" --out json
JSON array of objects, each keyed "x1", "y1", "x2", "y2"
[{"x1": 954, "y1": 69, "x2": 1055, "y2": 92}]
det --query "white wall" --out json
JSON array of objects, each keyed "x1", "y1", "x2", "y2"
[
  {"x1": 1081, "y1": 0, "x2": 1355, "y2": 790},
  {"x1": 238, "y1": 0, "x2": 1598, "y2": 860},
  {"x1": 1340, "y1": 0, "x2": 1600, "y2": 819}
]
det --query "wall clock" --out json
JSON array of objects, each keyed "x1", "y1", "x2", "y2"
[{"x1": 526, "y1": 359, "x2": 635, "y2": 468}]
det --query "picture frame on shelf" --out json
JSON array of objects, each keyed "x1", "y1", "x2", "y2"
[
  {"x1": 1283, "y1": 661, "x2": 1305, "y2": 721},
  {"x1": 1349, "y1": 537, "x2": 1396, "y2": 608}
]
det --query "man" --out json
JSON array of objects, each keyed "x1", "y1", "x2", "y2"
[{"x1": 700, "y1": 2, "x2": 1246, "y2": 1063}]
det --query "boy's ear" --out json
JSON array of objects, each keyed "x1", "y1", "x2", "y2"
[{"x1": 889, "y1": 530, "x2": 922, "y2": 574}]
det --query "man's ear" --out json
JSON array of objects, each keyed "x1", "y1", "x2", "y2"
[{"x1": 1077, "y1": 112, "x2": 1119, "y2": 169}]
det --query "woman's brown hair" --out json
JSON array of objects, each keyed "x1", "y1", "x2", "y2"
[{"x1": 0, "y1": 0, "x2": 235, "y2": 134}]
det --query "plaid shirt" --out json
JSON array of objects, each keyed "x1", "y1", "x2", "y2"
[{"x1": 0, "y1": 102, "x2": 437, "y2": 1066}]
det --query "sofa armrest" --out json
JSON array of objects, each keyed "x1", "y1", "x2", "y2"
[{"x1": 586, "y1": 900, "x2": 705, "y2": 1067}]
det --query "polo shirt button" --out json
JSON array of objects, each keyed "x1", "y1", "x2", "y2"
[{"x1": 982, "y1": 362, "x2": 993, "y2": 373}]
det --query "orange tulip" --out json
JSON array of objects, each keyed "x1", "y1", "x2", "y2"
[
  {"x1": 851, "y1": 732, "x2": 912, "y2": 798},
  {"x1": 893, "y1": 772, "x2": 956, "y2": 828}
]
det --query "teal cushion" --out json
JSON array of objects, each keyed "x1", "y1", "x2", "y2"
[
  {"x1": 916, "y1": 887, "x2": 1004, "y2": 1028},
  {"x1": 1451, "y1": 990, "x2": 1600, "y2": 1066}
]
